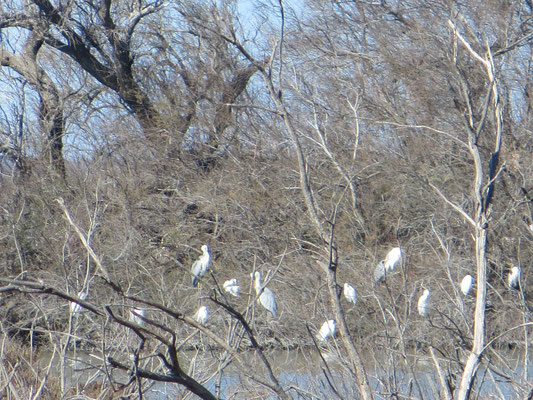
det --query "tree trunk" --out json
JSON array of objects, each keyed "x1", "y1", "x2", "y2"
[
  {"x1": 456, "y1": 226, "x2": 487, "y2": 399},
  {"x1": 1, "y1": 42, "x2": 66, "y2": 179},
  {"x1": 40, "y1": 93, "x2": 66, "y2": 179},
  {"x1": 326, "y1": 262, "x2": 374, "y2": 400}
]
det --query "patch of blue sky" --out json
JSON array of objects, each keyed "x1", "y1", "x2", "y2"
[{"x1": 236, "y1": 0, "x2": 305, "y2": 45}]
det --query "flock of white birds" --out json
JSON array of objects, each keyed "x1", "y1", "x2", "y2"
[
  {"x1": 188, "y1": 246, "x2": 280, "y2": 326},
  {"x1": 372, "y1": 249, "x2": 523, "y2": 324},
  {"x1": 68, "y1": 244, "x2": 524, "y2": 343}
]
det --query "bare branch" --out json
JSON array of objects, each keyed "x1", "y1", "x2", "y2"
[
  {"x1": 56, "y1": 198, "x2": 111, "y2": 282},
  {"x1": 428, "y1": 183, "x2": 475, "y2": 227}
]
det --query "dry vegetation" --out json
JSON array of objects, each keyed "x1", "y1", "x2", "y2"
[{"x1": 1, "y1": 0, "x2": 533, "y2": 399}]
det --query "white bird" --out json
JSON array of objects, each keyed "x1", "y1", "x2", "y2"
[
  {"x1": 191, "y1": 245, "x2": 211, "y2": 287},
  {"x1": 343, "y1": 283, "x2": 357, "y2": 305},
  {"x1": 251, "y1": 271, "x2": 278, "y2": 318},
  {"x1": 130, "y1": 307, "x2": 146, "y2": 325},
  {"x1": 418, "y1": 289, "x2": 431, "y2": 317},
  {"x1": 70, "y1": 291, "x2": 87, "y2": 315},
  {"x1": 384, "y1": 247, "x2": 402, "y2": 272},
  {"x1": 460, "y1": 275, "x2": 474, "y2": 296},
  {"x1": 373, "y1": 260, "x2": 386, "y2": 286},
  {"x1": 508, "y1": 266, "x2": 521, "y2": 290},
  {"x1": 194, "y1": 306, "x2": 209, "y2": 325},
  {"x1": 223, "y1": 279, "x2": 240, "y2": 297},
  {"x1": 316, "y1": 320, "x2": 336, "y2": 341}
]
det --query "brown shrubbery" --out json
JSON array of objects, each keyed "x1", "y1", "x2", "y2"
[{"x1": 1, "y1": 0, "x2": 533, "y2": 398}]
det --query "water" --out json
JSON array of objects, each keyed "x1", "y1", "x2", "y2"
[
  {"x1": 38, "y1": 347, "x2": 531, "y2": 399},
  {"x1": 140, "y1": 349, "x2": 532, "y2": 399}
]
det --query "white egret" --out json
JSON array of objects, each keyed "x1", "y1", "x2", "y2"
[
  {"x1": 343, "y1": 283, "x2": 357, "y2": 305},
  {"x1": 373, "y1": 260, "x2": 386, "y2": 286},
  {"x1": 316, "y1": 320, "x2": 337, "y2": 341},
  {"x1": 223, "y1": 279, "x2": 240, "y2": 297},
  {"x1": 508, "y1": 266, "x2": 521, "y2": 290},
  {"x1": 70, "y1": 291, "x2": 87, "y2": 315},
  {"x1": 251, "y1": 271, "x2": 278, "y2": 318},
  {"x1": 194, "y1": 306, "x2": 209, "y2": 325},
  {"x1": 460, "y1": 275, "x2": 474, "y2": 296},
  {"x1": 384, "y1": 247, "x2": 402, "y2": 272},
  {"x1": 191, "y1": 244, "x2": 211, "y2": 287},
  {"x1": 130, "y1": 307, "x2": 145, "y2": 325},
  {"x1": 418, "y1": 289, "x2": 431, "y2": 316}
]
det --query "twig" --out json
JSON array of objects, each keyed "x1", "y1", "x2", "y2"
[
  {"x1": 447, "y1": 20, "x2": 488, "y2": 68},
  {"x1": 429, "y1": 347, "x2": 453, "y2": 400},
  {"x1": 56, "y1": 198, "x2": 111, "y2": 282},
  {"x1": 428, "y1": 183, "x2": 475, "y2": 227}
]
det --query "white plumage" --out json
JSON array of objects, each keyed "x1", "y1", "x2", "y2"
[
  {"x1": 191, "y1": 245, "x2": 211, "y2": 287},
  {"x1": 70, "y1": 291, "x2": 87, "y2": 315},
  {"x1": 508, "y1": 266, "x2": 521, "y2": 290},
  {"x1": 130, "y1": 307, "x2": 145, "y2": 325},
  {"x1": 418, "y1": 289, "x2": 431, "y2": 317},
  {"x1": 373, "y1": 260, "x2": 386, "y2": 285},
  {"x1": 460, "y1": 275, "x2": 474, "y2": 296},
  {"x1": 194, "y1": 306, "x2": 209, "y2": 325},
  {"x1": 252, "y1": 271, "x2": 278, "y2": 318},
  {"x1": 223, "y1": 278, "x2": 240, "y2": 297},
  {"x1": 343, "y1": 283, "x2": 357, "y2": 305},
  {"x1": 317, "y1": 320, "x2": 337, "y2": 341},
  {"x1": 384, "y1": 247, "x2": 402, "y2": 272}
]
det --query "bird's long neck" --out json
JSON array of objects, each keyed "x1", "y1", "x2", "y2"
[{"x1": 254, "y1": 275, "x2": 262, "y2": 293}]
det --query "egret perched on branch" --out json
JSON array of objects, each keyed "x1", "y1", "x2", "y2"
[
  {"x1": 317, "y1": 320, "x2": 336, "y2": 341},
  {"x1": 418, "y1": 289, "x2": 431, "y2": 317},
  {"x1": 373, "y1": 260, "x2": 386, "y2": 286},
  {"x1": 384, "y1": 247, "x2": 402, "y2": 272},
  {"x1": 191, "y1": 245, "x2": 211, "y2": 287},
  {"x1": 70, "y1": 291, "x2": 87, "y2": 315},
  {"x1": 508, "y1": 266, "x2": 521, "y2": 290},
  {"x1": 223, "y1": 279, "x2": 240, "y2": 297},
  {"x1": 194, "y1": 306, "x2": 209, "y2": 325},
  {"x1": 251, "y1": 271, "x2": 278, "y2": 318},
  {"x1": 460, "y1": 275, "x2": 474, "y2": 296},
  {"x1": 343, "y1": 283, "x2": 357, "y2": 305},
  {"x1": 130, "y1": 307, "x2": 145, "y2": 325}
]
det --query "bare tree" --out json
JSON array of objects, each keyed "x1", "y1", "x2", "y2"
[
  {"x1": 0, "y1": 31, "x2": 65, "y2": 177},
  {"x1": 444, "y1": 18, "x2": 504, "y2": 400},
  {"x1": 1, "y1": 1, "x2": 533, "y2": 399},
  {"x1": 0, "y1": 0, "x2": 262, "y2": 163}
]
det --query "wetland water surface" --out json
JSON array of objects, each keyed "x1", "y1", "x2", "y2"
[{"x1": 42, "y1": 347, "x2": 531, "y2": 399}]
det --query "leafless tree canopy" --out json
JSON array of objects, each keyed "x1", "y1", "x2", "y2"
[{"x1": 1, "y1": 0, "x2": 533, "y2": 399}]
